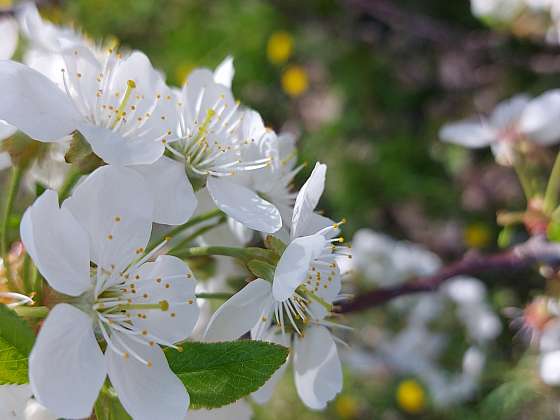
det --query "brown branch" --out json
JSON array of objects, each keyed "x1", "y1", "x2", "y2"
[{"x1": 335, "y1": 249, "x2": 536, "y2": 314}]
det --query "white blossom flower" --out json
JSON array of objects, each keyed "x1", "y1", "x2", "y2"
[
  {"x1": 163, "y1": 60, "x2": 282, "y2": 234},
  {"x1": 1, "y1": 11, "x2": 197, "y2": 225},
  {"x1": 440, "y1": 92, "x2": 560, "y2": 165},
  {"x1": 204, "y1": 162, "x2": 346, "y2": 409},
  {"x1": 21, "y1": 165, "x2": 199, "y2": 419},
  {"x1": 0, "y1": 42, "x2": 177, "y2": 166}
]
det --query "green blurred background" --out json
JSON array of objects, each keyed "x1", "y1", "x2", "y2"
[{"x1": 31, "y1": 0, "x2": 560, "y2": 418}]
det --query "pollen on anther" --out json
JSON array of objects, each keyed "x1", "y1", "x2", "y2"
[
  {"x1": 107, "y1": 234, "x2": 113, "y2": 240},
  {"x1": 142, "y1": 330, "x2": 148, "y2": 336},
  {"x1": 123, "y1": 352, "x2": 129, "y2": 359},
  {"x1": 147, "y1": 361, "x2": 153, "y2": 368},
  {"x1": 114, "y1": 216, "x2": 121, "y2": 222},
  {"x1": 170, "y1": 312, "x2": 176, "y2": 318},
  {"x1": 187, "y1": 299, "x2": 193, "y2": 305},
  {"x1": 164, "y1": 283, "x2": 171, "y2": 289}
]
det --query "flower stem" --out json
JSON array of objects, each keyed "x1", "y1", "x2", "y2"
[
  {"x1": 146, "y1": 209, "x2": 223, "y2": 254},
  {"x1": 1, "y1": 166, "x2": 22, "y2": 290},
  {"x1": 196, "y1": 292, "x2": 234, "y2": 300},
  {"x1": 168, "y1": 217, "x2": 226, "y2": 254},
  {"x1": 513, "y1": 160, "x2": 534, "y2": 201},
  {"x1": 544, "y1": 151, "x2": 560, "y2": 214},
  {"x1": 170, "y1": 246, "x2": 275, "y2": 263},
  {"x1": 58, "y1": 167, "x2": 83, "y2": 201}
]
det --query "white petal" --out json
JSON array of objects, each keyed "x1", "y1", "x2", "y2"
[
  {"x1": 293, "y1": 325, "x2": 342, "y2": 410},
  {"x1": 0, "y1": 18, "x2": 18, "y2": 60},
  {"x1": 519, "y1": 89, "x2": 560, "y2": 144},
  {"x1": 541, "y1": 350, "x2": 560, "y2": 385},
  {"x1": 296, "y1": 212, "x2": 338, "y2": 239},
  {"x1": 490, "y1": 94, "x2": 530, "y2": 129},
  {"x1": 107, "y1": 333, "x2": 189, "y2": 420},
  {"x1": 0, "y1": 152, "x2": 11, "y2": 171},
  {"x1": 444, "y1": 276, "x2": 486, "y2": 305},
  {"x1": 207, "y1": 176, "x2": 281, "y2": 233},
  {"x1": 0, "y1": 384, "x2": 32, "y2": 419},
  {"x1": 439, "y1": 120, "x2": 496, "y2": 148},
  {"x1": 291, "y1": 162, "x2": 326, "y2": 239},
  {"x1": 30, "y1": 304, "x2": 105, "y2": 419},
  {"x1": 251, "y1": 330, "x2": 290, "y2": 404},
  {"x1": 186, "y1": 399, "x2": 252, "y2": 420},
  {"x1": 130, "y1": 255, "x2": 199, "y2": 344},
  {"x1": 132, "y1": 156, "x2": 197, "y2": 225},
  {"x1": 273, "y1": 234, "x2": 326, "y2": 302},
  {"x1": 204, "y1": 278, "x2": 272, "y2": 342},
  {"x1": 0, "y1": 120, "x2": 17, "y2": 141},
  {"x1": 62, "y1": 165, "x2": 154, "y2": 272},
  {"x1": 78, "y1": 123, "x2": 165, "y2": 166},
  {"x1": 213, "y1": 56, "x2": 235, "y2": 88},
  {"x1": 24, "y1": 399, "x2": 58, "y2": 420},
  {"x1": 0, "y1": 61, "x2": 80, "y2": 141},
  {"x1": 20, "y1": 190, "x2": 91, "y2": 296}
]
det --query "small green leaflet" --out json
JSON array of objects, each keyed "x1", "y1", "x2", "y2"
[
  {"x1": 167, "y1": 340, "x2": 289, "y2": 409},
  {"x1": 0, "y1": 304, "x2": 36, "y2": 384},
  {"x1": 95, "y1": 386, "x2": 132, "y2": 420}
]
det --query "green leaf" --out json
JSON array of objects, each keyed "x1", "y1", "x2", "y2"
[
  {"x1": 548, "y1": 221, "x2": 560, "y2": 243},
  {"x1": 65, "y1": 131, "x2": 104, "y2": 173},
  {"x1": 94, "y1": 386, "x2": 132, "y2": 420},
  {"x1": 167, "y1": 340, "x2": 289, "y2": 409},
  {"x1": 0, "y1": 304, "x2": 36, "y2": 384},
  {"x1": 247, "y1": 259, "x2": 275, "y2": 282}
]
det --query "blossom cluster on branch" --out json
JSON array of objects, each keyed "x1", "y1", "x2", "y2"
[{"x1": 4, "y1": 2, "x2": 560, "y2": 419}]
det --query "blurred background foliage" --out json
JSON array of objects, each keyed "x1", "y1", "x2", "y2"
[{"x1": 25, "y1": 0, "x2": 560, "y2": 418}]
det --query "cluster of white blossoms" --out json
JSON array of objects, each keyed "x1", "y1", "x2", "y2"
[
  {"x1": 471, "y1": 0, "x2": 560, "y2": 44},
  {"x1": 344, "y1": 230, "x2": 501, "y2": 406},
  {"x1": 0, "y1": 4, "x2": 352, "y2": 419}
]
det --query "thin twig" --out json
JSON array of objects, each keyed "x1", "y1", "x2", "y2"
[{"x1": 336, "y1": 249, "x2": 536, "y2": 313}]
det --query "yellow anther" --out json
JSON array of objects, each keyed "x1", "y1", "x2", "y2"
[
  {"x1": 127, "y1": 79, "x2": 136, "y2": 89},
  {"x1": 159, "y1": 300, "x2": 169, "y2": 311}
]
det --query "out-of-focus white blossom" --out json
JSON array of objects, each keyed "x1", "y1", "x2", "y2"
[{"x1": 440, "y1": 92, "x2": 560, "y2": 165}]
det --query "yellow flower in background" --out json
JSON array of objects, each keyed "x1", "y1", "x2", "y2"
[
  {"x1": 464, "y1": 222, "x2": 492, "y2": 249},
  {"x1": 267, "y1": 31, "x2": 294, "y2": 64},
  {"x1": 335, "y1": 395, "x2": 360, "y2": 419},
  {"x1": 0, "y1": 0, "x2": 12, "y2": 7},
  {"x1": 396, "y1": 379, "x2": 426, "y2": 414},
  {"x1": 281, "y1": 65, "x2": 308, "y2": 97}
]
